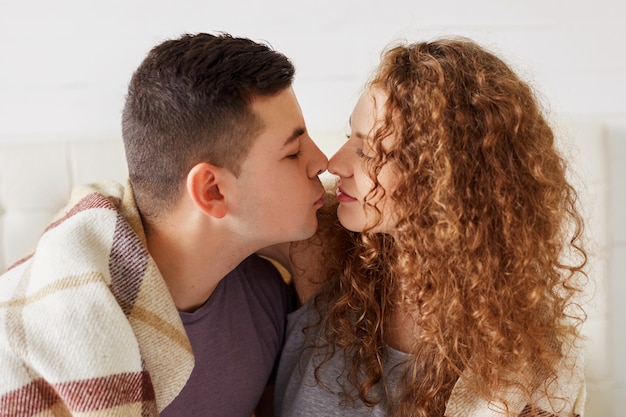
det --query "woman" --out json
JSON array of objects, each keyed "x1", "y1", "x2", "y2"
[{"x1": 270, "y1": 37, "x2": 588, "y2": 417}]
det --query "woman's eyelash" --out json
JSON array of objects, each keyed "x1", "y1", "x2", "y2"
[{"x1": 346, "y1": 131, "x2": 371, "y2": 159}]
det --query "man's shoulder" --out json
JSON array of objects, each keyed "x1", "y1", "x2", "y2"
[
  {"x1": 229, "y1": 254, "x2": 293, "y2": 308},
  {"x1": 237, "y1": 254, "x2": 288, "y2": 283}
]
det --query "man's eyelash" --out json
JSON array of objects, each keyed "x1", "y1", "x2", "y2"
[{"x1": 287, "y1": 150, "x2": 302, "y2": 159}]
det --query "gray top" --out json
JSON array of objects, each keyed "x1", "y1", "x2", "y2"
[
  {"x1": 161, "y1": 254, "x2": 291, "y2": 417},
  {"x1": 275, "y1": 299, "x2": 412, "y2": 417}
]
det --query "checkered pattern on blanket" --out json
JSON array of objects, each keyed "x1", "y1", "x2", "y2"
[{"x1": 0, "y1": 181, "x2": 194, "y2": 417}]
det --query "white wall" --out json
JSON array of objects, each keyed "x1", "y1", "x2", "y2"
[{"x1": 1, "y1": 1, "x2": 624, "y2": 416}]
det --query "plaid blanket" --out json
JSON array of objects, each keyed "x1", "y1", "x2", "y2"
[
  {"x1": 447, "y1": 338, "x2": 586, "y2": 417},
  {"x1": 0, "y1": 180, "x2": 194, "y2": 416}
]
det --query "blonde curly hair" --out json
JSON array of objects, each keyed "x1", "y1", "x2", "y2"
[{"x1": 313, "y1": 37, "x2": 588, "y2": 417}]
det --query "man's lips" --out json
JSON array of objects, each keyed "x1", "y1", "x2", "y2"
[
  {"x1": 336, "y1": 187, "x2": 357, "y2": 203},
  {"x1": 314, "y1": 191, "x2": 325, "y2": 206}
]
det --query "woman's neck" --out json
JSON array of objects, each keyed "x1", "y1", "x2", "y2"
[{"x1": 384, "y1": 301, "x2": 421, "y2": 353}]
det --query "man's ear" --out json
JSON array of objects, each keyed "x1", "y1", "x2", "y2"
[{"x1": 186, "y1": 162, "x2": 228, "y2": 219}]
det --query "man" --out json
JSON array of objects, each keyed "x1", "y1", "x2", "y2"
[{"x1": 0, "y1": 33, "x2": 328, "y2": 417}]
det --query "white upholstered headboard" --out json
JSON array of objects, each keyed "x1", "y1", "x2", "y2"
[{"x1": 0, "y1": 139, "x2": 128, "y2": 272}]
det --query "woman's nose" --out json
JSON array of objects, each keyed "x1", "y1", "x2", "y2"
[{"x1": 328, "y1": 144, "x2": 351, "y2": 178}]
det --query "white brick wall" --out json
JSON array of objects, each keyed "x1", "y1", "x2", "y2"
[{"x1": 1, "y1": 1, "x2": 624, "y2": 415}]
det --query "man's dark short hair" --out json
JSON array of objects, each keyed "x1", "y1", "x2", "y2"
[{"x1": 122, "y1": 32, "x2": 295, "y2": 218}]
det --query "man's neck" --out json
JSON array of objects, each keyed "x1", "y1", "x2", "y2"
[{"x1": 143, "y1": 214, "x2": 251, "y2": 313}]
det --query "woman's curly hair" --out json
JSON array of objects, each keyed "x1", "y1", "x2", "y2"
[{"x1": 314, "y1": 37, "x2": 588, "y2": 417}]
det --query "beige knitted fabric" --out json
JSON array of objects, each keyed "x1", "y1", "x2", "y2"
[{"x1": 0, "y1": 180, "x2": 194, "y2": 416}]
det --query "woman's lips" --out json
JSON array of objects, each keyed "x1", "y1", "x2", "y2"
[{"x1": 336, "y1": 187, "x2": 357, "y2": 203}]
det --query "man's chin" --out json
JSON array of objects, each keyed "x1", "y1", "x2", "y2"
[{"x1": 293, "y1": 221, "x2": 319, "y2": 242}]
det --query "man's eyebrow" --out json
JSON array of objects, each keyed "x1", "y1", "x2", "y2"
[{"x1": 282, "y1": 127, "x2": 306, "y2": 147}]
